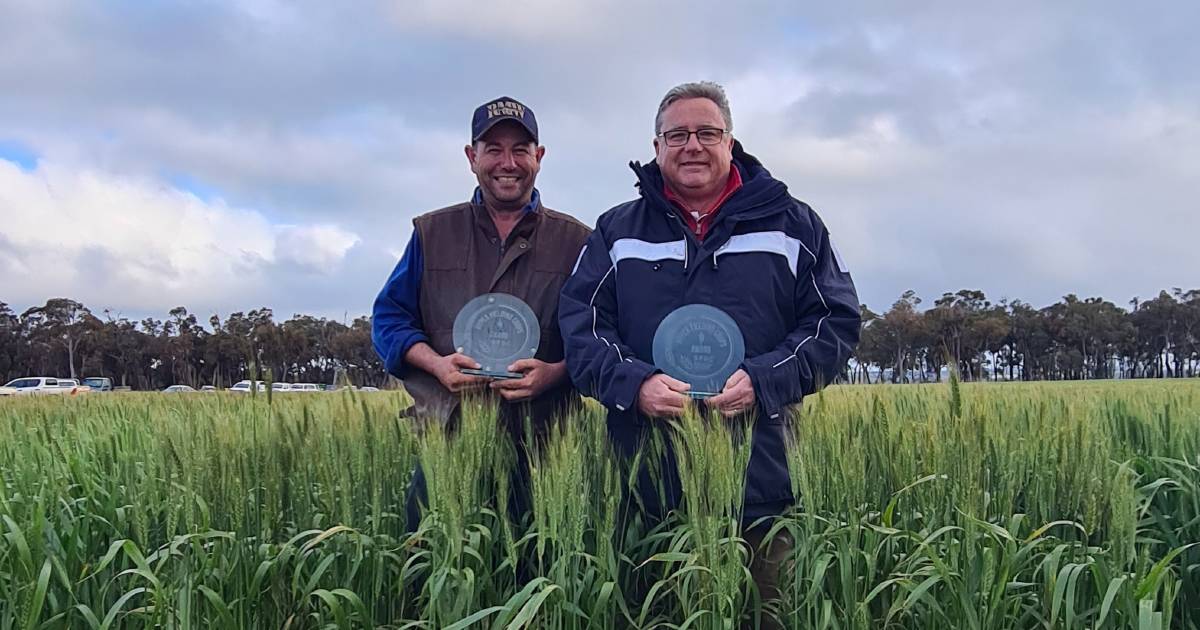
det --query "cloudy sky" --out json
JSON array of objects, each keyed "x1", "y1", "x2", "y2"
[{"x1": 2, "y1": 0, "x2": 1197, "y2": 323}]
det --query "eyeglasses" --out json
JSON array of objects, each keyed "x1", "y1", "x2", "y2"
[{"x1": 657, "y1": 127, "x2": 729, "y2": 147}]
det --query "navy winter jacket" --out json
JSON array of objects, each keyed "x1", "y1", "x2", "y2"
[{"x1": 559, "y1": 141, "x2": 862, "y2": 520}]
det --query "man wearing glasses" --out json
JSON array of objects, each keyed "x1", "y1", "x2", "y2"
[{"x1": 559, "y1": 82, "x2": 862, "y2": 628}]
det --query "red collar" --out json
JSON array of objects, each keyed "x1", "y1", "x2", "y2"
[{"x1": 663, "y1": 166, "x2": 743, "y2": 241}]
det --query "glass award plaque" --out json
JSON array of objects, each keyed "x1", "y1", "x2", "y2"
[
  {"x1": 452, "y1": 293, "x2": 540, "y2": 379},
  {"x1": 651, "y1": 304, "x2": 745, "y2": 398}
]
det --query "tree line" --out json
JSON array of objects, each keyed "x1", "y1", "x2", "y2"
[
  {"x1": 854, "y1": 288, "x2": 1200, "y2": 383},
  {"x1": 2, "y1": 288, "x2": 1198, "y2": 390},
  {"x1": 0, "y1": 299, "x2": 381, "y2": 390}
]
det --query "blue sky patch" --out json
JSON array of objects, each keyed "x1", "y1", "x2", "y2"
[
  {"x1": 164, "y1": 170, "x2": 221, "y2": 203},
  {"x1": 0, "y1": 139, "x2": 38, "y2": 171}
]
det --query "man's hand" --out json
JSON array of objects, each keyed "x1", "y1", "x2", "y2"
[
  {"x1": 707, "y1": 369, "x2": 756, "y2": 418},
  {"x1": 490, "y1": 359, "x2": 566, "y2": 402},
  {"x1": 432, "y1": 352, "x2": 490, "y2": 393},
  {"x1": 637, "y1": 373, "x2": 691, "y2": 418}
]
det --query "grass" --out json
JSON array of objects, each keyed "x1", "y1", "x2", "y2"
[{"x1": 0, "y1": 379, "x2": 1197, "y2": 628}]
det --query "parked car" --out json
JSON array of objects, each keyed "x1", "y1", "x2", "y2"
[
  {"x1": 200, "y1": 385, "x2": 218, "y2": 392},
  {"x1": 59, "y1": 379, "x2": 92, "y2": 393},
  {"x1": 229, "y1": 380, "x2": 267, "y2": 393},
  {"x1": 162, "y1": 385, "x2": 196, "y2": 393},
  {"x1": 54, "y1": 379, "x2": 92, "y2": 394},
  {"x1": 0, "y1": 377, "x2": 54, "y2": 395},
  {"x1": 290, "y1": 383, "x2": 322, "y2": 392},
  {"x1": 82, "y1": 377, "x2": 113, "y2": 392},
  {"x1": 0, "y1": 377, "x2": 90, "y2": 396},
  {"x1": 271, "y1": 382, "x2": 293, "y2": 392}
]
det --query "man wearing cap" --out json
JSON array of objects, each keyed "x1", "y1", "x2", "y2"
[
  {"x1": 559, "y1": 82, "x2": 862, "y2": 628},
  {"x1": 372, "y1": 97, "x2": 591, "y2": 528}
]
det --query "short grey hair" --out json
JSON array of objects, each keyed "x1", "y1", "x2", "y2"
[{"x1": 654, "y1": 81, "x2": 733, "y2": 134}]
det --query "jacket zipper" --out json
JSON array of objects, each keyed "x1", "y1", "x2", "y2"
[{"x1": 664, "y1": 211, "x2": 696, "y2": 271}]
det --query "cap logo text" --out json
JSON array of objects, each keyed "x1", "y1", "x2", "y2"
[{"x1": 487, "y1": 101, "x2": 525, "y2": 119}]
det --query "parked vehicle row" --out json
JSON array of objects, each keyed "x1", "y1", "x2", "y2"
[
  {"x1": 1, "y1": 377, "x2": 385, "y2": 396},
  {"x1": 230, "y1": 381, "x2": 346, "y2": 393},
  {"x1": 160, "y1": 381, "x2": 379, "y2": 393}
]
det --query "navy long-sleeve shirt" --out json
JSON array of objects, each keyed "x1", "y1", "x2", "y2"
[{"x1": 372, "y1": 232, "x2": 427, "y2": 378}]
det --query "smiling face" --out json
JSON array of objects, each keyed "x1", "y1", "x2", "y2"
[
  {"x1": 465, "y1": 121, "x2": 544, "y2": 212},
  {"x1": 653, "y1": 97, "x2": 734, "y2": 203}
]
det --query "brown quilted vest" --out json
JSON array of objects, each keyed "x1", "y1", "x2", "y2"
[{"x1": 402, "y1": 200, "x2": 591, "y2": 431}]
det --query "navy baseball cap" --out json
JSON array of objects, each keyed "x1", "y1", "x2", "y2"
[{"x1": 471, "y1": 96, "x2": 538, "y2": 144}]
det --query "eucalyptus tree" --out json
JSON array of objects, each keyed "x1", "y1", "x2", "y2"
[{"x1": 19, "y1": 298, "x2": 101, "y2": 379}]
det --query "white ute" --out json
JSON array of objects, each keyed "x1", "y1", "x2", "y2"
[
  {"x1": 0, "y1": 377, "x2": 92, "y2": 396},
  {"x1": 229, "y1": 380, "x2": 267, "y2": 393}
]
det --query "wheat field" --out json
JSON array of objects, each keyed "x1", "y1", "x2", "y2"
[{"x1": 1, "y1": 379, "x2": 1197, "y2": 629}]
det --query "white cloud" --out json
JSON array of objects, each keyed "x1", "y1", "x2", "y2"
[
  {"x1": 2, "y1": 0, "x2": 1198, "y2": 319},
  {"x1": 383, "y1": 0, "x2": 617, "y2": 41},
  {"x1": 275, "y1": 224, "x2": 359, "y2": 271},
  {"x1": 0, "y1": 159, "x2": 359, "y2": 313}
]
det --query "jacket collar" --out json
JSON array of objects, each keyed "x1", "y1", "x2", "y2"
[
  {"x1": 471, "y1": 187, "x2": 541, "y2": 215},
  {"x1": 629, "y1": 140, "x2": 789, "y2": 221}
]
